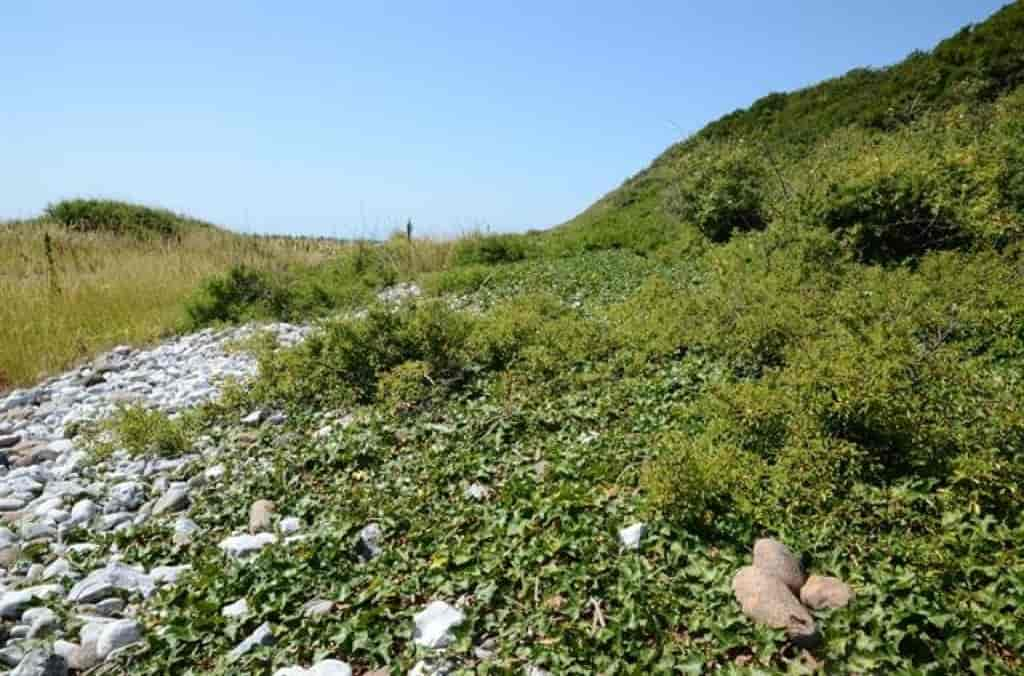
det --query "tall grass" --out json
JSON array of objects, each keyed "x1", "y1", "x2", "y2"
[{"x1": 0, "y1": 219, "x2": 348, "y2": 388}]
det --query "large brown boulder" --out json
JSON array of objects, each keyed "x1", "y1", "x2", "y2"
[
  {"x1": 800, "y1": 575, "x2": 853, "y2": 610},
  {"x1": 753, "y1": 538, "x2": 806, "y2": 594},
  {"x1": 248, "y1": 500, "x2": 276, "y2": 534},
  {"x1": 732, "y1": 566, "x2": 819, "y2": 646}
]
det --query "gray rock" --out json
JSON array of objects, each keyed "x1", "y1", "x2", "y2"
[
  {"x1": 732, "y1": 565, "x2": 818, "y2": 646},
  {"x1": 173, "y1": 516, "x2": 199, "y2": 545},
  {"x1": 618, "y1": 522, "x2": 647, "y2": 550},
  {"x1": 752, "y1": 538, "x2": 806, "y2": 594},
  {"x1": 69, "y1": 499, "x2": 98, "y2": 526},
  {"x1": 356, "y1": 523, "x2": 383, "y2": 561},
  {"x1": 95, "y1": 512, "x2": 134, "y2": 531},
  {"x1": 105, "y1": 482, "x2": 145, "y2": 513},
  {"x1": 151, "y1": 564, "x2": 191, "y2": 586},
  {"x1": 25, "y1": 607, "x2": 59, "y2": 639},
  {"x1": 229, "y1": 622, "x2": 274, "y2": 660},
  {"x1": 301, "y1": 599, "x2": 333, "y2": 617},
  {"x1": 222, "y1": 598, "x2": 249, "y2": 619},
  {"x1": 67, "y1": 562, "x2": 155, "y2": 603},
  {"x1": 6, "y1": 475, "x2": 43, "y2": 495},
  {"x1": 78, "y1": 620, "x2": 108, "y2": 667},
  {"x1": 0, "y1": 526, "x2": 17, "y2": 546},
  {"x1": 219, "y1": 533, "x2": 277, "y2": 559},
  {"x1": 241, "y1": 410, "x2": 265, "y2": 426},
  {"x1": 800, "y1": 574, "x2": 853, "y2": 610},
  {"x1": 152, "y1": 487, "x2": 190, "y2": 516},
  {"x1": 464, "y1": 483, "x2": 492, "y2": 500},
  {"x1": 274, "y1": 660, "x2": 353, "y2": 676},
  {"x1": 278, "y1": 516, "x2": 302, "y2": 535},
  {"x1": 0, "y1": 585, "x2": 62, "y2": 619},
  {"x1": 0, "y1": 434, "x2": 21, "y2": 449},
  {"x1": 0, "y1": 644, "x2": 25, "y2": 668},
  {"x1": 249, "y1": 499, "x2": 276, "y2": 534},
  {"x1": 42, "y1": 560, "x2": 74, "y2": 583},
  {"x1": 21, "y1": 521, "x2": 57, "y2": 541},
  {"x1": 408, "y1": 659, "x2": 454, "y2": 676},
  {"x1": 95, "y1": 619, "x2": 143, "y2": 660},
  {"x1": 50, "y1": 642, "x2": 78, "y2": 669},
  {"x1": 412, "y1": 601, "x2": 465, "y2": 649},
  {"x1": 94, "y1": 598, "x2": 126, "y2": 616},
  {"x1": 0, "y1": 543, "x2": 21, "y2": 567},
  {"x1": 204, "y1": 464, "x2": 226, "y2": 481},
  {"x1": 11, "y1": 649, "x2": 67, "y2": 676},
  {"x1": 0, "y1": 498, "x2": 27, "y2": 512}
]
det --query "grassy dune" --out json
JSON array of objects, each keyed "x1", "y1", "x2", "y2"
[{"x1": 0, "y1": 214, "x2": 348, "y2": 388}]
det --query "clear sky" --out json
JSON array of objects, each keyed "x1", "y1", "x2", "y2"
[{"x1": 0, "y1": 1, "x2": 1009, "y2": 237}]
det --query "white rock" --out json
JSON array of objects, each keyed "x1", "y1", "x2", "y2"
[
  {"x1": 10, "y1": 648, "x2": 67, "y2": 676},
  {"x1": 274, "y1": 660, "x2": 353, "y2": 676},
  {"x1": 150, "y1": 564, "x2": 191, "y2": 585},
  {"x1": 152, "y1": 487, "x2": 189, "y2": 516},
  {"x1": 356, "y1": 523, "x2": 383, "y2": 561},
  {"x1": 409, "y1": 659, "x2": 454, "y2": 676},
  {"x1": 0, "y1": 498, "x2": 27, "y2": 512},
  {"x1": 219, "y1": 533, "x2": 277, "y2": 559},
  {"x1": 229, "y1": 622, "x2": 274, "y2": 660},
  {"x1": 95, "y1": 619, "x2": 142, "y2": 660},
  {"x1": 241, "y1": 410, "x2": 264, "y2": 426},
  {"x1": 618, "y1": 522, "x2": 647, "y2": 550},
  {"x1": 412, "y1": 601, "x2": 465, "y2": 649},
  {"x1": 278, "y1": 517, "x2": 302, "y2": 535},
  {"x1": 464, "y1": 483, "x2": 492, "y2": 500},
  {"x1": 0, "y1": 585, "x2": 62, "y2": 619},
  {"x1": 25, "y1": 607, "x2": 59, "y2": 639},
  {"x1": 204, "y1": 464, "x2": 226, "y2": 481},
  {"x1": 105, "y1": 482, "x2": 145, "y2": 512},
  {"x1": 222, "y1": 598, "x2": 249, "y2": 619},
  {"x1": 67, "y1": 562, "x2": 154, "y2": 603},
  {"x1": 42, "y1": 559, "x2": 75, "y2": 581}
]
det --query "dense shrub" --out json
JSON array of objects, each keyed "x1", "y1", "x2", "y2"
[
  {"x1": 453, "y1": 233, "x2": 536, "y2": 266},
  {"x1": 101, "y1": 405, "x2": 194, "y2": 458},
  {"x1": 549, "y1": 4, "x2": 1024, "y2": 260},
  {"x1": 185, "y1": 265, "x2": 292, "y2": 326},
  {"x1": 45, "y1": 199, "x2": 203, "y2": 237},
  {"x1": 663, "y1": 138, "x2": 769, "y2": 242},
  {"x1": 789, "y1": 114, "x2": 1021, "y2": 261},
  {"x1": 611, "y1": 230, "x2": 837, "y2": 372},
  {"x1": 184, "y1": 261, "x2": 374, "y2": 328},
  {"x1": 644, "y1": 249, "x2": 1024, "y2": 533},
  {"x1": 252, "y1": 301, "x2": 474, "y2": 408}
]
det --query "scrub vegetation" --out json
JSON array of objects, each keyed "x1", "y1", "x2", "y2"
[{"x1": 8, "y1": 3, "x2": 1024, "y2": 673}]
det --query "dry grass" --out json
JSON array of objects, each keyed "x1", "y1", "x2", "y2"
[{"x1": 0, "y1": 220, "x2": 349, "y2": 389}]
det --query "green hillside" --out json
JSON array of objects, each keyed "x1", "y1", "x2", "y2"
[
  {"x1": 42, "y1": 4, "x2": 1024, "y2": 674},
  {"x1": 548, "y1": 0, "x2": 1024, "y2": 256}
]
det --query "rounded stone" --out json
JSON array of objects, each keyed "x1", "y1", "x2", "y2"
[
  {"x1": 752, "y1": 538, "x2": 806, "y2": 594},
  {"x1": 800, "y1": 574, "x2": 854, "y2": 610},
  {"x1": 732, "y1": 565, "x2": 818, "y2": 646}
]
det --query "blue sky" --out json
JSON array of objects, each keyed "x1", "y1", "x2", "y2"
[{"x1": 0, "y1": 1, "x2": 1009, "y2": 237}]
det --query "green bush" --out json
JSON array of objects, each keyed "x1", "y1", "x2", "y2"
[
  {"x1": 644, "y1": 249, "x2": 1024, "y2": 534},
  {"x1": 663, "y1": 138, "x2": 769, "y2": 242},
  {"x1": 185, "y1": 265, "x2": 289, "y2": 326},
  {"x1": 643, "y1": 429, "x2": 759, "y2": 529},
  {"x1": 45, "y1": 199, "x2": 202, "y2": 237},
  {"x1": 453, "y1": 233, "x2": 535, "y2": 266},
  {"x1": 184, "y1": 261, "x2": 372, "y2": 328},
  {"x1": 422, "y1": 264, "x2": 493, "y2": 296},
  {"x1": 252, "y1": 301, "x2": 474, "y2": 408},
  {"x1": 103, "y1": 405, "x2": 194, "y2": 458},
  {"x1": 377, "y1": 360, "x2": 437, "y2": 414}
]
